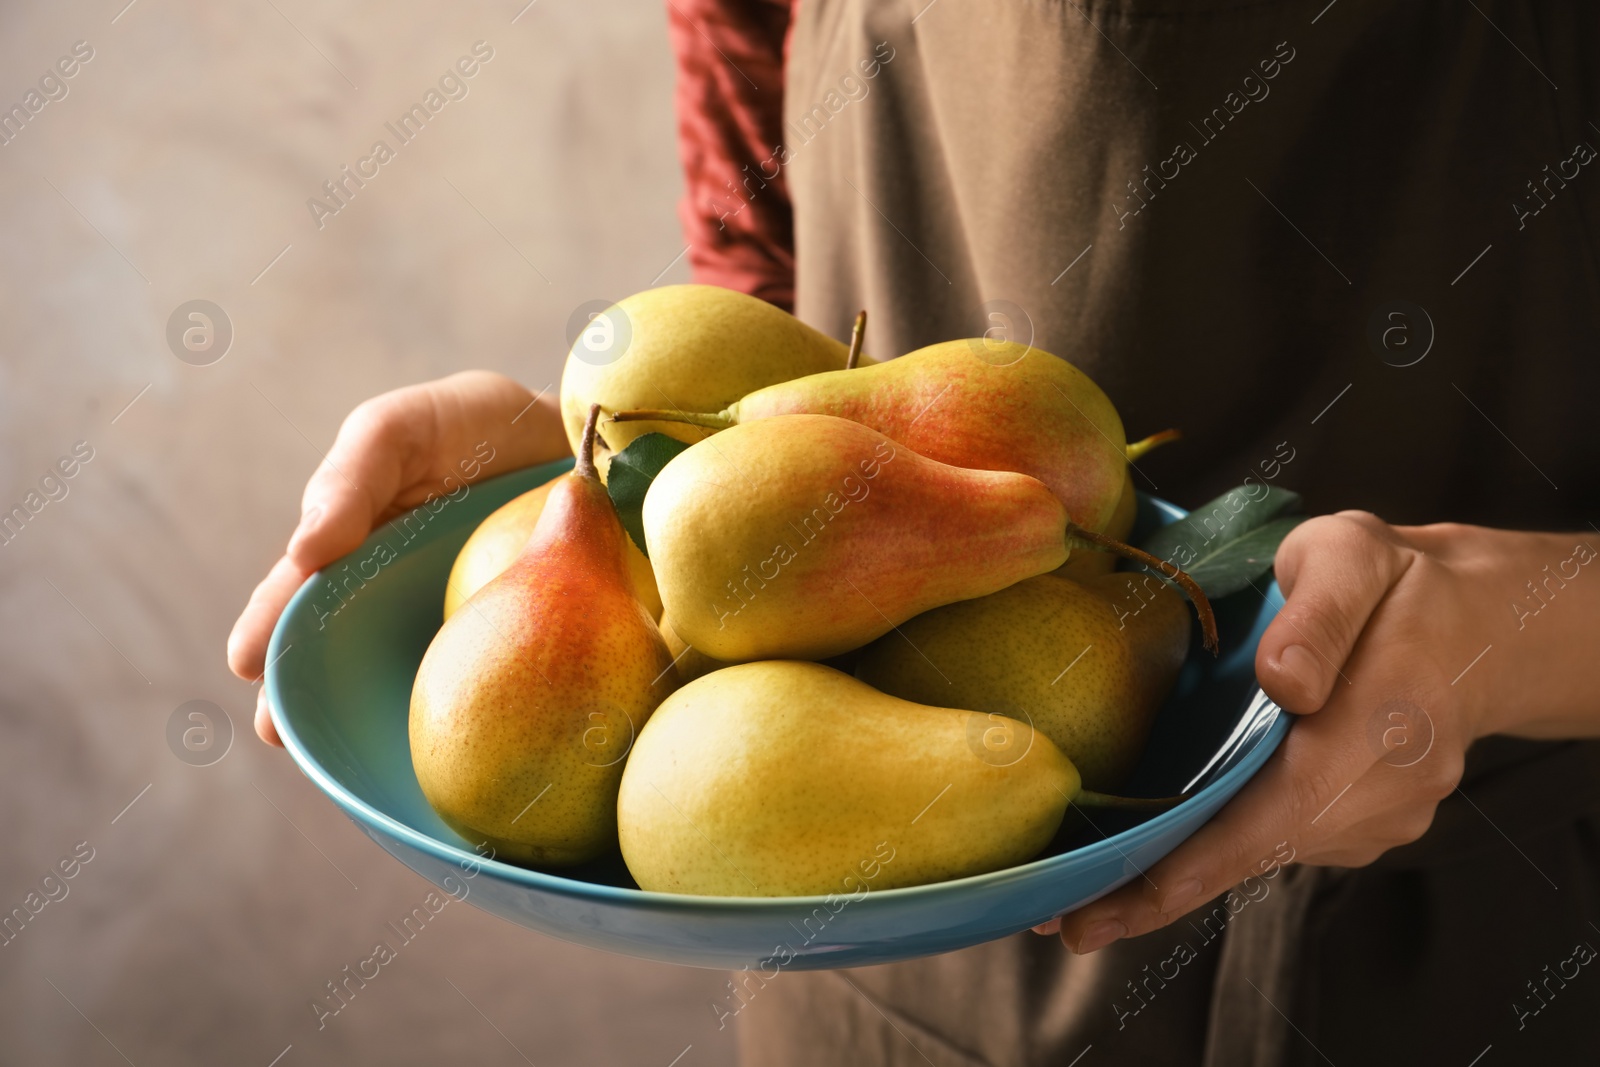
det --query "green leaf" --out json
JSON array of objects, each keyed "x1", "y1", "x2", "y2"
[
  {"x1": 1136, "y1": 484, "x2": 1304, "y2": 601},
  {"x1": 1140, "y1": 484, "x2": 1301, "y2": 564},
  {"x1": 606, "y1": 433, "x2": 691, "y2": 557},
  {"x1": 1179, "y1": 515, "x2": 1304, "y2": 599}
]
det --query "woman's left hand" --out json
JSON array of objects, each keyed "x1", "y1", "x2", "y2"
[{"x1": 1039, "y1": 511, "x2": 1600, "y2": 955}]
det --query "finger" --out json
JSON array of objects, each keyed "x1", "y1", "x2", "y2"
[
  {"x1": 287, "y1": 400, "x2": 417, "y2": 571},
  {"x1": 255, "y1": 688, "x2": 284, "y2": 747},
  {"x1": 1057, "y1": 715, "x2": 1374, "y2": 951},
  {"x1": 227, "y1": 554, "x2": 315, "y2": 681},
  {"x1": 1256, "y1": 512, "x2": 1410, "y2": 714},
  {"x1": 1032, "y1": 919, "x2": 1061, "y2": 936}
]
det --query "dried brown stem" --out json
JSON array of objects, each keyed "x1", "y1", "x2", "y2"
[{"x1": 1064, "y1": 521, "x2": 1220, "y2": 654}]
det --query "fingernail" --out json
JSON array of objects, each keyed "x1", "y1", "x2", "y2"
[
  {"x1": 1073, "y1": 919, "x2": 1126, "y2": 954},
  {"x1": 1031, "y1": 919, "x2": 1061, "y2": 936},
  {"x1": 1276, "y1": 644, "x2": 1321, "y2": 700},
  {"x1": 1160, "y1": 878, "x2": 1203, "y2": 913}
]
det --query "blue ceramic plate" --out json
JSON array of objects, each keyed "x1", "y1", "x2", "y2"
[{"x1": 267, "y1": 461, "x2": 1288, "y2": 971}]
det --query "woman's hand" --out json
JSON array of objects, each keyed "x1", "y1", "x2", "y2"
[
  {"x1": 1039, "y1": 511, "x2": 1600, "y2": 954},
  {"x1": 227, "y1": 371, "x2": 569, "y2": 746}
]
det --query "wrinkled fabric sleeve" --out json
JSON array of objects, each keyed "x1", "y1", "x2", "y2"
[{"x1": 665, "y1": 0, "x2": 797, "y2": 310}]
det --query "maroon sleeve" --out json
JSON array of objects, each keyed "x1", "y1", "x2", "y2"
[{"x1": 665, "y1": 0, "x2": 797, "y2": 310}]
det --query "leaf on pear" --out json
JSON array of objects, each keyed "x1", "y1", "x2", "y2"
[
  {"x1": 606, "y1": 432, "x2": 691, "y2": 557},
  {"x1": 1177, "y1": 516, "x2": 1305, "y2": 600}
]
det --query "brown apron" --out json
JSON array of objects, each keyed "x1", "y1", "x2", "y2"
[{"x1": 738, "y1": 1, "x2": 1600, "y2": 1064}]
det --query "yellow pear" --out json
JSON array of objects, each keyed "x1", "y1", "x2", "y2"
[
  {"x1": 410, "y1": 408, "x2": 677, "y2": 867},
  {"x1": 1086, "y1": 571, "x2": 1192, "y2": 726},
  {"x1": 655, "y1": 614, "x2": 869, "y2": 684},
  {"x1": 855, "y1": 571, "x2": 1190, "y2": 791},
  {"x1": 1055, "y1": 429, "x2": 1177, "y2": 580},
  {"x1": 613, "y1": 339, "x2": 1126, "y2": 532},
  {"x1": 643, "y1": 413, "x2": 1217, "y2": 663},
  {"x1": 444, "y1": 479, "x2": 662, "y2": 621},
  {"x1": 559, "y1": 285, "x2": 860, "y2": 479},
  {"x1": 1055, "y1": 467, "x2": 1136, "y2": 580},
  {"x1": 656, "y1": 612, "x2": 729, "y2": 684},
  {"x1": 644, "y1": 415, "x2": 1072, "y2": 662},
  {"x1": 617, "y1": 662, "x2": 1078, "y2": 896}
]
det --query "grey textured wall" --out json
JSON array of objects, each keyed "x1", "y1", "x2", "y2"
[{"x1": 0, "y1": 2, "x2": 738, "y2": 1064}]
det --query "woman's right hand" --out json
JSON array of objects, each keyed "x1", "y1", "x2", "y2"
[{"x1": 226, "y1": 370, "x2": 569, "y2": 746}]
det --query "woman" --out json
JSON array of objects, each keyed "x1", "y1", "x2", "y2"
[{"x1": 230, "y1": 2, "x2": 1600, "y2": 1062}]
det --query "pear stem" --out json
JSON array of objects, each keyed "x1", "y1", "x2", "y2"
[
  {"x1": 1063, "y1": 522, "x2": 1220, "y2": 655},
  {"x1": 845, "y1": 309, "x2": 867, "y2": 370},
  {"x1": 575, "y1": 403, "x2": 601, "y2": 480},
  {"x1": 1075, "y1": 789, "x2": 1191, "y2": 811},
  {"x1": 1125, "y1": 428, "x2": 1182, "y2": 462},
  {"x1": 608, "y1": 408, "x2": 735, "y2": 430}
]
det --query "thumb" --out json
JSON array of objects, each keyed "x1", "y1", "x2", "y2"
[
  {"x1": 1256, "y1": 511, "x2": 1409, "y2": 713},
  {"x1": 286, "y1": 405, "x2": 409, "y2": 571}
]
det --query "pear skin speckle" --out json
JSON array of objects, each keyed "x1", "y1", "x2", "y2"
[
  {"x1": 645, "y1": 415, "x2": 1068, "y2": 662},
  {"x1": 444, "y1": 478, "x2": 662, "y2": 622},
  {"x1": 856, "y1": 572, "x2": 1188, "y2": 791},
  {"x1": 617, "y1": 662, "x2": 1077, "y2": 896},
  {"x1": 557, "y1": 285, "x2": 854, "y2": 480},
  {"x1": 411, "y1": 470, "x2": 677, "y2": 867},
  {"x1": 736, "y1": 341, "x2": 1126, "y2": 532}
]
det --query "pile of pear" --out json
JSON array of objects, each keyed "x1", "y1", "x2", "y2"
[{"x1": 411, "y1": 285, "x2": 1210, "y2": 897}]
